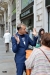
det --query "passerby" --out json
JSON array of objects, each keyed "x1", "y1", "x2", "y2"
[
  {"x1": 38, "y1": 28, "x2": 45, "y2": 45},
  {"x1": 25, "y1": 33, "x2": 50, "y2": 75},
  {"x1": 11, "y1": 23, "x2": 38, "y2": 75},
  {"x1": 3, "y1": 30, "x2": 11, "y2": 52},
  {"x1": 36, "y1": 28, "x2": 45, "y2": 48}
]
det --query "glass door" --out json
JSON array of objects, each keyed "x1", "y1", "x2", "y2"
[{"x1": 48, "y1": 12, "x2": 50, "y2": 32}]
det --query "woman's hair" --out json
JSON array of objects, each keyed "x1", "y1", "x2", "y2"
[
  {"x1": 38, "y1": 28, "x2": 45, "y2": 36},
  {"x1": 41, "y1": 33, "x2": 50, "y2": 47}
]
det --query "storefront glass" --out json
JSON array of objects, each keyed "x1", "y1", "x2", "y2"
[
  {"x1": 48, "y1": 12, "x2": 50, "y2": 32},
  {"x1": 22, "y1": 16, "x2": 33, "y2": 31},
  {"x1": 21, "y1": 0, "x2": 34, "y2": 9},
  {"x1": 46, "y1": 0, "x2": 50, "y2": 7},
  {"x1": 12, "y1": 25, "x2": 16, "y2": 35}
]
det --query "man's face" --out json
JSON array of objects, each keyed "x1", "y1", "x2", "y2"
[{"x1": 20, "y1": 25, "x2": 26, "y2": 34}]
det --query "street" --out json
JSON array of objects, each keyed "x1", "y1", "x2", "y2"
[{"x1": 0, "y1": 38, "x2": 26, "y2": 75}]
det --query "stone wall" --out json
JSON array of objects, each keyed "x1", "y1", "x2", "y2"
[
  {"x1": 16, "y1": 0, "x2": 21, "y2": 32},
  {"x1": 34, "y1": 0, "x2": 43, "y2": 32},
  {"x1": 34, "y1": 0, "x2": 48, "y2": 32}
]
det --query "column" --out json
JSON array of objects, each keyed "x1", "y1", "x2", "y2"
[
  {"x1": 8, "y1": 1, "x2": 12, "y2": 35},
  {"x1": 34, "y1": 0, "x2": 44, "y2": 32},
  {"x1": 4, "y1": 10, "x2": 6, "y2": 32},
  {"x1": 8, "y1": 2, "x2": 10, "y2": 31},
  {"x1": 16, "y1": 0, "x2": 21, "y2": 32}
]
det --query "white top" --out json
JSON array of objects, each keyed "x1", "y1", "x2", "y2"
[
  {"x1": 3, "y1": 32, "x2": 11, "y2": 43},
  {"x1": 25, "y1": 47, "x2": 50, "y2": 75}
]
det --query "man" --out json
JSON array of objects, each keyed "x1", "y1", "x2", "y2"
[
  {"x1": 11, "y1": 23, "x2": 37, "y2": 75},
  {"x1": 3, "y1": 30, "x2": 11, "y2": 52}
]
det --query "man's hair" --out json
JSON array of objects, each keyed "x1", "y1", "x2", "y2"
[
  {"x1": 17, "y1": 23, "x2": 21, "y2": 30},
  {"x1": 41, "y1": 33, "x2": 50, "y2": 47},
  {"x1": 17, "y1": 23, "x2": 25, "y2": 31}
]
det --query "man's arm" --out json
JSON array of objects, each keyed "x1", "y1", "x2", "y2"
[
  {"x1": 28, "y1": 35, "x2": 38, "y2": 46},
  {"x1": 28, "y1": 28, "x2": 38, "y2": 46},
  {"x1": 11, "y1": 36, "x2": 19, "y2": 53}
]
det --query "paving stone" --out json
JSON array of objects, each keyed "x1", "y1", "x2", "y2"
[{"x1": 0, "y1": 38, "x2": 26, "y2": 75}]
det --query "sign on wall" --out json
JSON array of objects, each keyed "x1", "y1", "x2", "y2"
[{"x1": 20, "y1": 6, "x2": 33, "y2": 19}]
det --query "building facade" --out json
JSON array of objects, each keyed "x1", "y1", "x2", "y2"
[
  {"x1": 5, "y1": 0, "x2": 50, "y2": 36},
  {"x1": 20, "y1": 0, "x2": 50, "y2": 32},
  {"x1": 34, "y1": 0, "x2": 48, "y2": 32},
  {"x1": 0, "y1": 0, "x2": 50, "y2": 38}
]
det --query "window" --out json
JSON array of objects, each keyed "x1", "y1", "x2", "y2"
[
  {"x1": 21, "y1": 0, "x2": 34, "y2": 9},
  {"x1": 48, "y1": 12, "x2": 50, "y2": 32},
  {"x1": 12, "y1": 0, "x2": 16, "y2": 12}
]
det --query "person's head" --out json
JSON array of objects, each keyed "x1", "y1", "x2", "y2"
[
  {"x1": 17, "y1": 23, "x2": 26, "y2": 35},
  {"x1": 39, "y1": 28, "x2": 45, "y2": 37},
  {"x1": 41, "y1": 33, "x2": 50, "y2": 48},
  {"x1": 6, "y1": 30, "x2": 9, "y2": 33}
]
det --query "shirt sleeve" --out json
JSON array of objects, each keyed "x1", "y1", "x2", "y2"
[
  {"x1": 11, "y1": 36, "x2": 19, "y2": 53},
  {"x1": 28, "y1": 35, "x2": 38, "y2": 46}
]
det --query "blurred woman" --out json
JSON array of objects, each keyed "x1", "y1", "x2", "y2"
[
  {"x1": 25, "y1": 33, "x2": 50, "y2": 75},
  {"x1": 36, "y1": 28, "x2": 45, "y2": 48},
  {"x1": 38, "y1": 28, "x2": 45, "y2": 45}
]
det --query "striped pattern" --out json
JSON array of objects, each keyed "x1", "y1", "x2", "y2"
[{"x1": 25, "y1": 47, "x2": 50, "y2": 75}]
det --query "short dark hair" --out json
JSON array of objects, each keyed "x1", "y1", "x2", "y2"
[
  {"x1": 41, "y1": 33, "x2": 50, "y2": 47},
  {"x1": 39, "y1": 28, "x2": 45, "y2": 36},
  {"x1": 17, "y1": 23, "x2": 26, "y2": 31},
  {"x1": 17, "y1": 23, "x2": 21, "y2": 31}
]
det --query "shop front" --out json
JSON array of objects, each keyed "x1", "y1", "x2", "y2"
[
  {"x1": 20, "y1": 1, "x2": 34, "y2": 31},
  {"x1": 20, "y1": 6, "x2": 33, "y2": 31},
  {"x1": 46, "y1": 0, "x2": 50, "y2": 32},
  {"x1": 20, "y1": 0, "x2": 34, "y2": 49}
]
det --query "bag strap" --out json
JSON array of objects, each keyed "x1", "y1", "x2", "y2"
[{"x1": 39, "y1": 48, "x2": 50, "y2": 63}]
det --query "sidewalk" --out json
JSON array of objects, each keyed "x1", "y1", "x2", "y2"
[
  {"x1": 0, "y1": 38, "x2": 26, "y2": 75},
  {"x1": 0, "y1": 38, "x2": 16, "y2": 75}
]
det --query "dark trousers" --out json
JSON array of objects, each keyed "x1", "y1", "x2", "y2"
[
  {"x1": 5, "y1": 43, "x2": 9, "y2": 52},
  {"x1": 16, "y1": 63, "x2": 26, "y2": 75}
]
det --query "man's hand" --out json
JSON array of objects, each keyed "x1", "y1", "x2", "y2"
[
  {"x1": 32, "y1": 28, "x2": 37, "y2": 36},
  {"x1": 14, "y1": 35, "x2": 20, "y2": 44}
]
